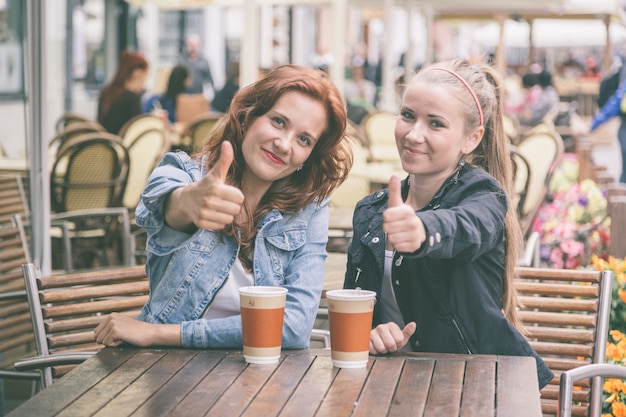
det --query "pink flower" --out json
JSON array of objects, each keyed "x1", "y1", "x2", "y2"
[
  {"x1": 560, "y1": 240, "x2": 584, "y2": 257},
  {"x1": 549, "y1": 248, "x2": 565, "y2": 269}
]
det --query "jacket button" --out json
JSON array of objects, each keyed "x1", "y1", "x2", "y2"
[
  {"x1": 372, "y1": 237, "x2": 380, "y2": 243},
  {"x1": 435, "y1": 233, "x2": 441, "y2": 243},
  {"x1": 376, "y1": 191, "x2": 384, "y2": 199},
  {"x1": 429, "y1": 235, "x2": 435, "y2": 246},
  {"x1": 395, "y1": 280, "x2": 400, "y2": 285}
]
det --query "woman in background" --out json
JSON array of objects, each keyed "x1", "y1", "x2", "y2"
[
  {"x1": 143, "y1": 65, "x2": 191, "y2": 123},
  {"x1": 98, "y1": 50, "x2": 149, "y2": 134}
]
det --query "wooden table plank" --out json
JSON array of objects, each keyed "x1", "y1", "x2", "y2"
[
  {"x1": 56, "y1": 348, "x2": 167, "y2": 417},
  {"x1": 389, "y1": 359, "x2": 435, "y2": 417},
  {"x1": 243, "y1": 353, "x2": 315, "y2": 416},
  {"x1": 279, "y1": 354, "x2": 337, "y2": 417},
  {"x1": 353, "y1": 356, "x2": 404, "y2": 416},
  {"x1": 315, "y1": 361, "x2": 372, "y2": 417},
  {"x1": 496, "y1": 355, "x2": 542, "y2": 417},
  {"x1": 459, "y1": 360, "x2": 496, "y2": 417},
  {"x1": 166, "y1": 353, "x2": 245, "y2": 416},
  {"x1": 424, "y1": 360, "x2": 465, "y2": 416},
  {"x1": 206, "y1": 357, "x2": 277, "y2": 416},
  {"x1": 125, "y1": 350, "x2": 224, "y2": 417}
]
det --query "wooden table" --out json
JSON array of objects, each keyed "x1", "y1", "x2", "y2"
[{"x1": 8, "y1": 347, "x2": 542, "y2": 417}]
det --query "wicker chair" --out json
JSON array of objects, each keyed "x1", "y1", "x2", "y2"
[{"x1": 50, "y1": 132, "x2": 133, "y2": 271}]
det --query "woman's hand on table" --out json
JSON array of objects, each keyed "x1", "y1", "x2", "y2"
[{"x1": 369, "y1": 321, "x2": 416, "y2": 354}]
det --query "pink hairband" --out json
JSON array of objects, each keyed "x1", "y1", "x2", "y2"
[{"x1": 429, "y1": 67, "x2": 484, "y2": 126}]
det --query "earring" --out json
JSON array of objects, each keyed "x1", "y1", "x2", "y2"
[{"x1": 296, "y1": 165, "x2": 303, "y2": 172}]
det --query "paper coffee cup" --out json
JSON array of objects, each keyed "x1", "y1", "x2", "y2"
[
  {"x1": 239, "y1": 286, "x2": 288, "y2": 364},
  {"x1": 326, "y1": 289, "x2": 376, "y2": 368}
]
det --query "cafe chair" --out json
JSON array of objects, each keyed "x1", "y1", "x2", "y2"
[
  {"x1": 515, "y1": 128, "x2": 564, "y2": 237},
  {"x1": 515, "y1": 267, "x2": 613, "y2": 417},
  {"x1": 0, "y1": 173, "x2": 30, "y2": 226},
  {"x1": 48, "y1": 121, "x2": 106, "y2": 158},
  {"x1": 54, "y1": 112, "x2": 103, "y2": 133},
  {"x1": 558, "y1": 364, "x2": 626, "y2": 417},
  {"x1": 14, "y1": 263, "x2": 149, "y2": 389},
  {"x1": 181, "y1": 112, "x2": 224, "y2": 154},
  {"x1": 119, "y1": 114, "x2": 166, "y2": 148},
  {"x1": 50, "y1": 132, "x2": 133, "y2": 271},
  {"x1": 0, "y1": 215, "x2": 39, "y2": 389},
  {"x1": 122, "y1": 127, "x2": 169, "y2": 212},
  {"x1": 361, "y1": 111, "x2": 399, "y2": 164}
]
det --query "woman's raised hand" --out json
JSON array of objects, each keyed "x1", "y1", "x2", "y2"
[
  {"x1": 167, "y1": 141, "x2": 245, "y2": 231},
  {"x1": 383, "y1": 175, "x2": 426, "y2": 253}
]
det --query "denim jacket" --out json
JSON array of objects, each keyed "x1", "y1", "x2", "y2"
[{"x1": 135, "y1": 152, "x2": 328, "y2": 349}]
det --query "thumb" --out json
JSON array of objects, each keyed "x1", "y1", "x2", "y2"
[
  {"x1": 210, "y1": 141, "x2": 234, "y2": 182},
  {"x1": 403, "y1": 322, "x2": 417, "y2": 344},
  {"x1": 388, "y1": 174, "x2": 403, "y2": 207}
]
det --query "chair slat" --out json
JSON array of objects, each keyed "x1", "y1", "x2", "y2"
[
  {"x1": 42, "y1": 295, "x2": 149, "y2": 319},
  {"x1": 515, "y1": 281, "x2": 599, "y2": 297},
  {"x1": 518, "y1": 296, "x2": 598, "y2": 313},
  {"x1": 519, "y1": 310, "x2": 596, "y2": 327},
  {"x1": 41, "y1": 281, "x2": 149, "y2": 303}
]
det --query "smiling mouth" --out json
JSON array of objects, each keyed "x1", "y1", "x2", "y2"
[{"x1": 263, "y1": 149, "x2": 285, "y2": 165}]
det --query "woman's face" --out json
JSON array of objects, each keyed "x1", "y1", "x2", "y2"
[
  {"x1": 241, "y1": 91, "x2": 327, "y2": 188},
  {"x1": 395, "y1": 80, "x2": 480, "y2": 182}
]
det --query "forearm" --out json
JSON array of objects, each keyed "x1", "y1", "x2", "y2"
[
  {"x1": 164, "y1": 186, "x2": 195, "y2": 232},
  {"x1": 148, "y1": 323, "x2": 183, "y2": 346}
]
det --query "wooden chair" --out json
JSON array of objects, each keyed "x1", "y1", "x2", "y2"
[
  {"x1": 0, "y1": 215, "x2": 36, "y2": 379},
  {"x1": 14, "y1": 263, "x2": 149, "y2": 389},
  {"x1": 515, "y1": 128, "x2": 564, "y2": 237},
  {"x1": 559, "y1": 364, "x2": 626, "y2": 417},
  {"x1": 0, "y1": 174, "x2": 30, "y2": 226},
  {"x1": 50, "y1": 132, "x2": 133, "y2": 271},
  {"x1": 514, "y1": 267, "x2": 613, "y2": 417}
]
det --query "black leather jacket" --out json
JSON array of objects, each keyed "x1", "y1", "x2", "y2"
[{"x1": 344, "y1": 165, "x2": 554, "y2": 389}]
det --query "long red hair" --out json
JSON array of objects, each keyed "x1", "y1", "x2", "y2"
[{"x1": 98, "y1": 50, "x2": 148, "y2": 118}]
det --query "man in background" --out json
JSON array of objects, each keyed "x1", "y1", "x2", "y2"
[{"x1": 179, "y1": 34, "x2": 214, "y2": 99}]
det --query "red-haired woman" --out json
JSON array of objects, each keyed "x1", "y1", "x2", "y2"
[
  {"x1": 97, "y1": 50, "x2": 149, "y2": 134},
  {"x1": 95, "y1": 65, "x2": 353, "y2": 350}
]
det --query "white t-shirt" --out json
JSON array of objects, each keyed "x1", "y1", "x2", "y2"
[
  {"x1": 203, "y1": 257, "x2": 254, "y2": 319},
  {"x1": 380, "y1": 249, "x2": 405, "y2": 328}
]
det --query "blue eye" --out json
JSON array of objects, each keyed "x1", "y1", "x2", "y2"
[
  {"x1": 298, "y1": 135, "x2": 312, "y2": 146},
  {"x1": 272, "y1": 117, "x2": 285, "y2": 127}
]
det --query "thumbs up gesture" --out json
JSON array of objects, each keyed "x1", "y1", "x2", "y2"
[
  {"x1": 383, "y1": 175, "x2": 426, "y2": 253},
  {"x1": 166, "y1": 141, "x2": 245, "y2": 231}
]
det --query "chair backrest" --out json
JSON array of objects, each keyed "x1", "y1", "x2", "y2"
[
  {"x1": 183, "y1": 112, "x2": 224, "y2": 154},
  {"x1": 515, "y1": 129, "x2": 564, "y2": 236},
  {"x1": 329, "y1": 127, "x2": 370, "y2": 208},
  {"x1": 0, "y1": 174, "x2": 30, "y2": 226},
  {"x1": 50, "y1": 132, "x2": 130, "y2": 213},
  {"x1": 118, "y1": 114, "x2": 167, "y2": 149},
  {"x1": 515, "y1": 266, "x2": 613, "y2": 417},
  {"x1": 0, "y1": 215, "x2": 34, "y2": 373},
  {"x1": 49, "y1": 122, "x2": 106, "y2": 157},
  {"x1": 559, "y1": 364, "x2": 626, "y2": 417},
  {"x1": 510, "y1": 145, "x2": 531, "y2": 218},
  {"x1": 176, "y1": 93, "x2": 211, "y2": 124},
  {"x1": 21, "y1": 263, "x2": 149, "y2": 387},
  {"x1": 122, "y1": 127, "x2": 170, "y2": 210},
  {"x1": 362, "y1": 111, "x2": 399, "y2": 164},
  {"x1": 54, "y1": 112, "x2": 102, "y2": 133}
]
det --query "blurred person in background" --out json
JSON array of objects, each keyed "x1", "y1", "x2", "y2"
[
  {"x1": 143, "y1": 65, "x2": 191, "y2": 124},
  {"x1": 179, "y1": 34, "x2": 214, "y2": 99},
  {"x1": 212, "y1": 61, "x2": 240, "y2": 114},
  {"x1": 97, "y1": 50, "x2": 149, "y2": 134}
]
